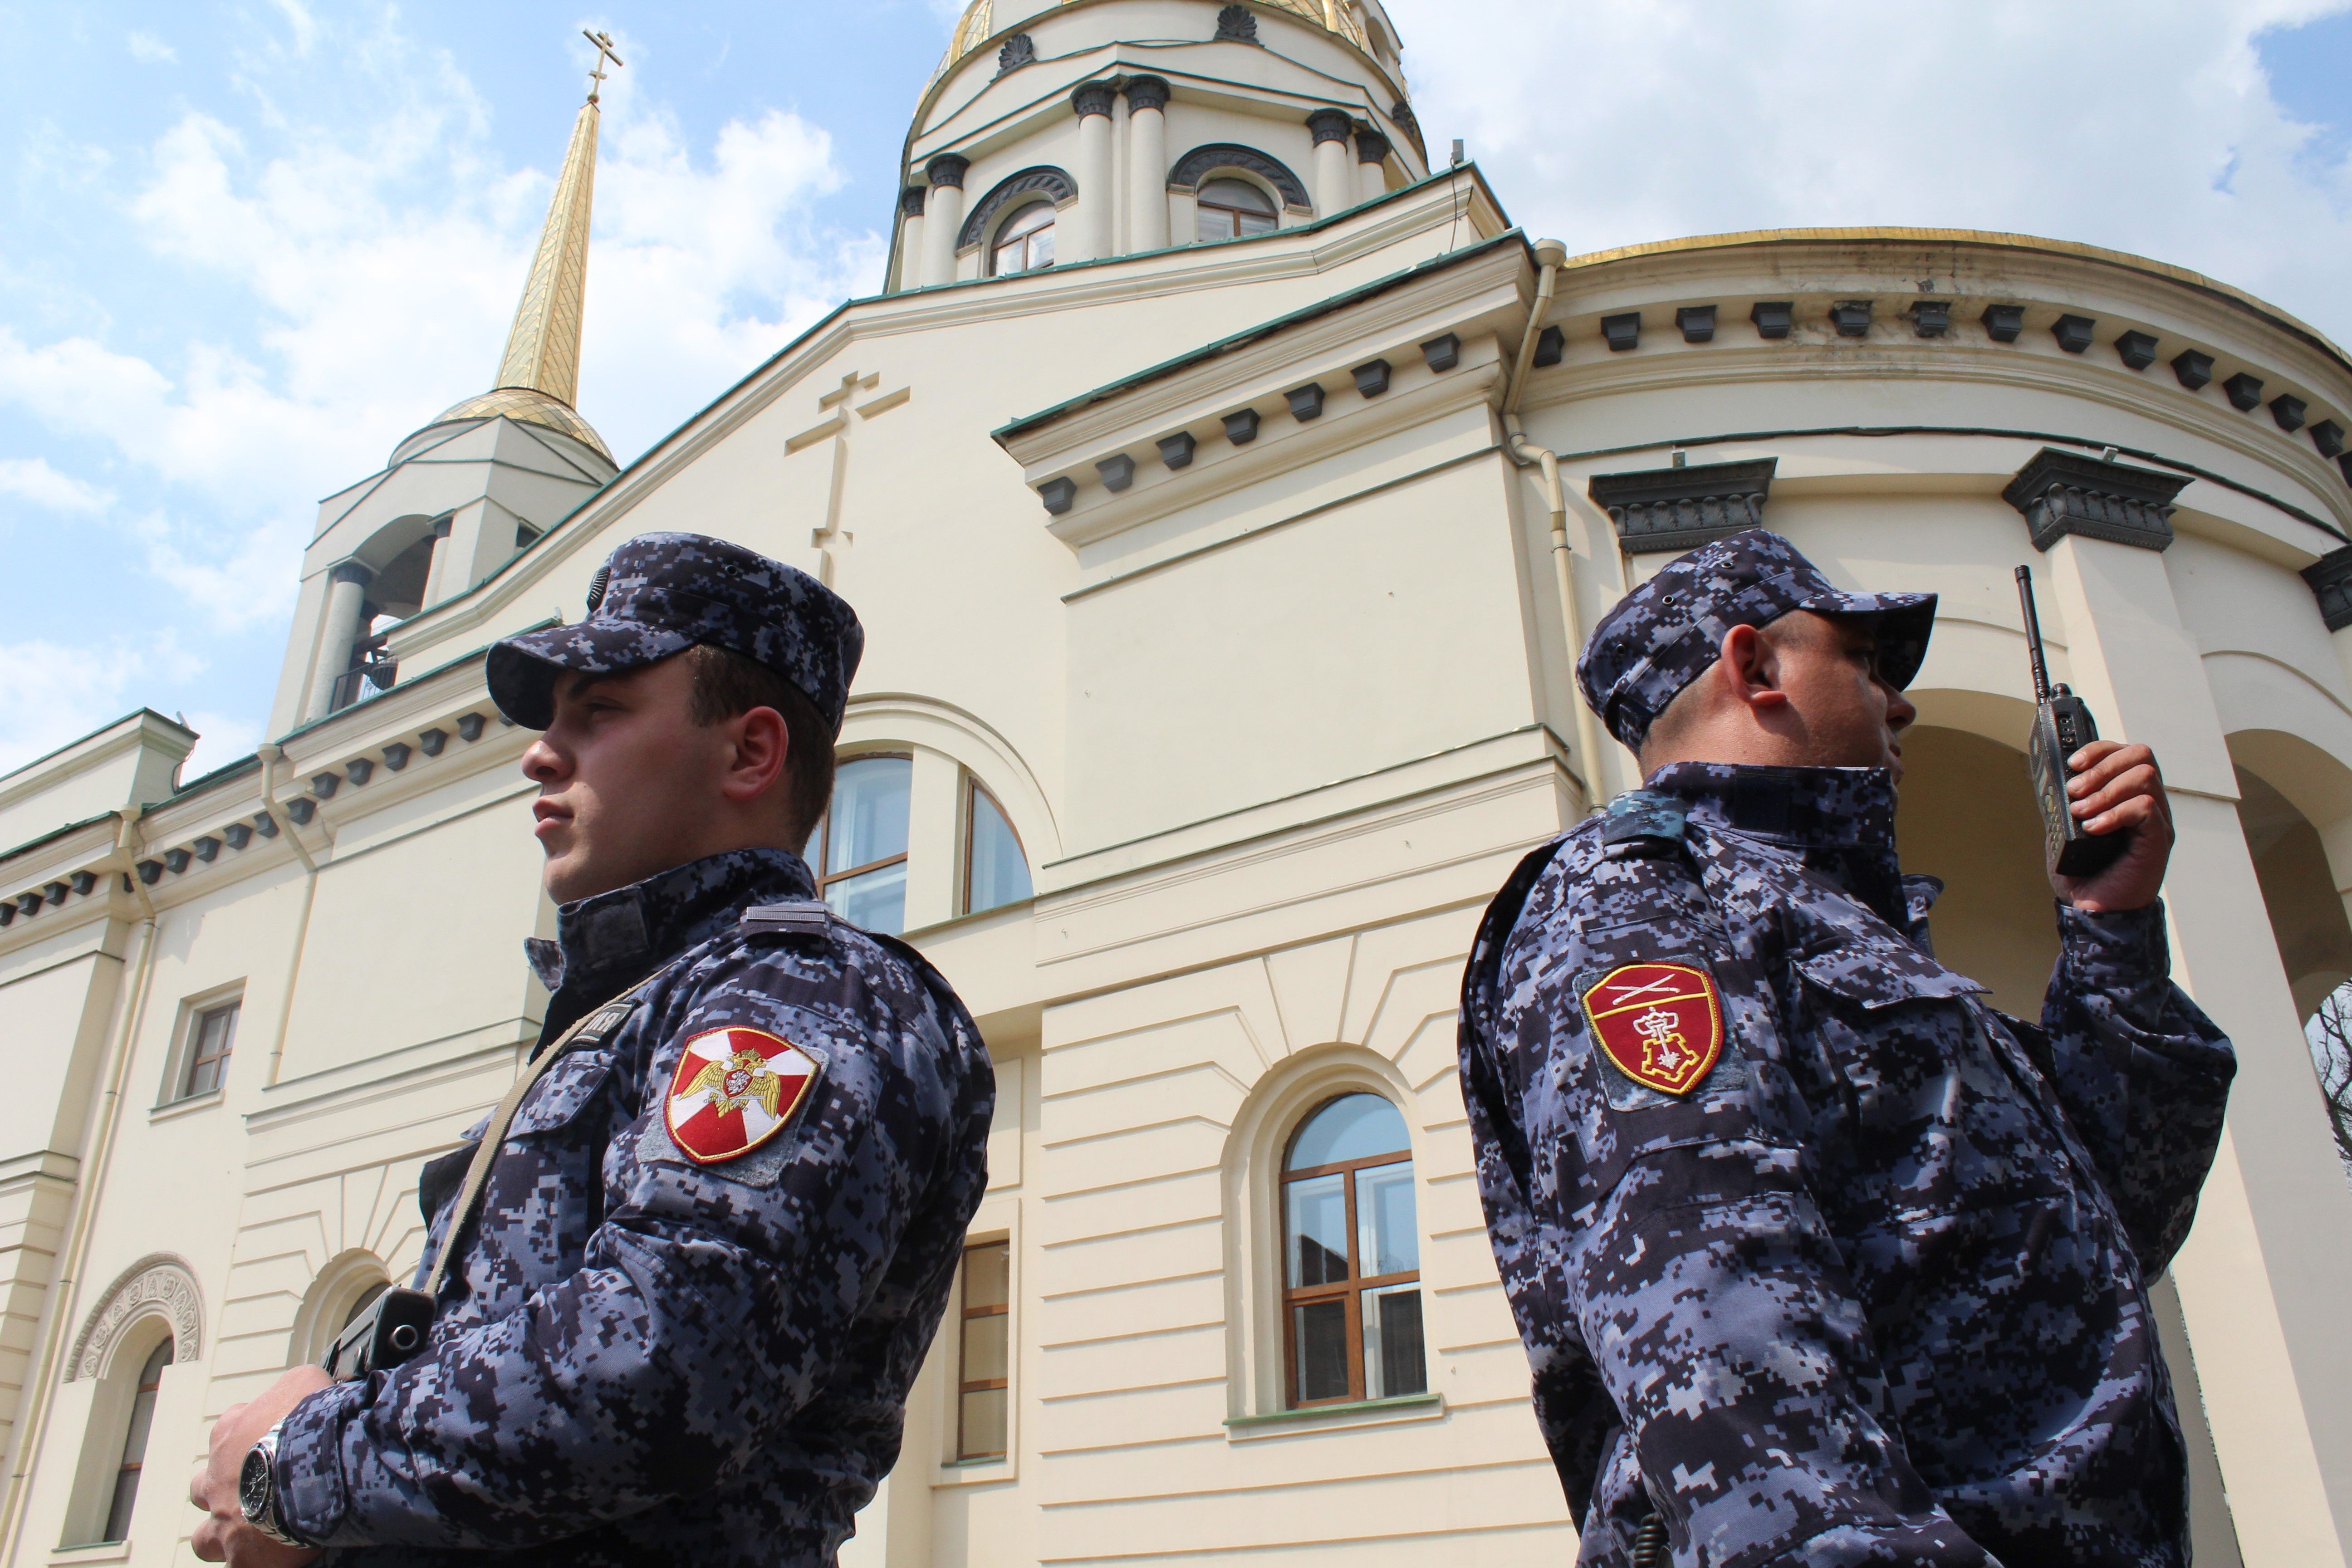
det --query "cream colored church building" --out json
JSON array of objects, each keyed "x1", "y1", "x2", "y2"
[{"x1": 6, "y1": 0, "x2": 2352, "y2": 1562}]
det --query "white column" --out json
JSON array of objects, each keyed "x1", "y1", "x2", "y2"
[
  {"x1": 2042, "y1": 529, "x2": 2352, "y2": 1563},
  {"x1": 304, "y1": 561, "x2": 372, "y2": 722},
  {"x1": 1126, "y1": 76, "x2": 1171, "y2": 252},
  {"x1": 1071, "y1": 83, "x2": 1115, "y2": 263},
  {"x1": 920, "y1": 155, "x2": 967, "y2": 289},
  {"x1": 1354, "y1": 127, "x2": 1390, "y2": 204},
  {"x1": 1307, "y1": 109, "x2": 1354, "y2": 217},
  {"x1": 418, "y1": 515, "x2": 455, "y2": 607},
  {"x1": 897, "y1": 186, "x2": 927, "y2": 292}
]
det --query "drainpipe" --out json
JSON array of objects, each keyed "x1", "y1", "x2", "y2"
[
  {"x1": 1502, "y1": 237, "x2": 1615, "y2": 814},
  {"x1": 0, "y1": 810, "x2": 162, "y2": 1553},
  {"x1": 257, "y1": 743, "x2": 321, "y2": 1087}
]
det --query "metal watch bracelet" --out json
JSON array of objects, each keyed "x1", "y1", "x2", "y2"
[{"x1": 239, "y1": 1420, "x2": 309, "y2": 1548}]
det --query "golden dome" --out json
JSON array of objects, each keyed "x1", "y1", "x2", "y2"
[{"x1": 408, "y1": 386, "x2": 613, "y2": 464}]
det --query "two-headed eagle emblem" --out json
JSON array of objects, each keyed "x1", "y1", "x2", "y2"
[{"x1": 684, "y1": 1049, "x2": 783, "y2": 1119}]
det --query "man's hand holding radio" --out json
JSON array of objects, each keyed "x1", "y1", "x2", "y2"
[{"x1": 2054, "y1": 740, "x2": 2173, "y2": 912}]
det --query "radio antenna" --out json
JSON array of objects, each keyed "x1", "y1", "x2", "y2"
[{"x1": 2014, "y1": 565, "x2": 2054, "y2": 702}]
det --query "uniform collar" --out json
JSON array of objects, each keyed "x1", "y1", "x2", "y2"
[
  {"x1": 527, "y1": 846, "x2": 818, "y2": 993},
  {"x1": 1640, "y1": 761, "x2": 1911, "y2": 931}
]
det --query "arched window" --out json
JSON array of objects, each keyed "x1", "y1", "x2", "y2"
[
  {"x1": 964, "y1": 780, "x2": 1033, "y2": 916},
  {"x1": 1281, "y1": 1093, "x2": 1424, "y2": 1406},
  {"x1": 1196, "y1": 178, "x2": 1278, "y2": 242},
  {"x1": 806, "y1": 754, "x2": 912, "y2": 934},
  {"x1": 991, "y1": 202, "x2": 1055, "y2": 275},
  {"x1": 100, "y1": 1337, "x2": 171, "y2": 1542}
]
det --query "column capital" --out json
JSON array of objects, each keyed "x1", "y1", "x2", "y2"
[
  {"x1": 328, "y1": 559, "x2": 375, "y2": 587},
  {"x1": 1072, "y1": 81, "x2": 1117, "y2": 118},
  {"x1": 2301, "y1": 545, "x2": 2352, "y2": 631},
  {"x1": 1353, "y1": 127, "x2": 1390, "y2": 164},
  {"x1": 900, "y1": 185, "x2": 929, "y2": 218},
  {"x1": 925, "y1": 153, "x2": 969, "y2": 190},
  {"x1": 1589, "y1": 458, "x2": 1779, "y2": 555},
  {"x1": 1124, "y1": 74, "x2": 1171, "y2": 113},
  {"x1": 1306, "y1": 108, "x2": 1354, "y2": 145},
  {"x1": 2002, "y1": 446, "x2": 2189, "y2": 553}
]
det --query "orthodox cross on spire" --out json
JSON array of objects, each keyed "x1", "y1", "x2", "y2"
[{"x1": 583, "y1": 29, "x2": 624, "y2": 104}]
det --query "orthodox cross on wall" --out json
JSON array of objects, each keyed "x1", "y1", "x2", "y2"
[{"x1": 784, "y1": 369, "x2": 912, "y2": 586}]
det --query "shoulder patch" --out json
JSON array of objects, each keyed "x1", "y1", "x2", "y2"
[
  {"x1": 662, "y1": 1026, "x2": 823, "y2": 1166},
  {"x1": 739, "y1": 900, "x2": 833, "y2": 936},
  {"x1": 1579, "y1": 961, "x2": 1725, "y2": 1096}
]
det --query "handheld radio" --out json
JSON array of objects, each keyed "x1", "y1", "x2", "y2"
[{"x1": 2015, "y1": 565, "x2": 2125, "y2": 879}]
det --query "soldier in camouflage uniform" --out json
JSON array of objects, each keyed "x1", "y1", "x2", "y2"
[
  {"x1": 193, "y1": 534, "x2": 995, "y2": 1567},
  {"x1": 1458, "y1": 529, "x2": 2233, "y2": 1567}
]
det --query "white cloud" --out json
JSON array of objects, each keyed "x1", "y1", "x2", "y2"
[
  {"x1": 0, "y1": 457, "x2": 110, "y2": 514},
  {"x1": 127, "y1": 31, "x2": 176, "y2": 64},
  {"x1": 179, "y1": 708, "x2": 263, "y2": 781},
  {"x1": 1392, "y1": 0, "x2": 2352, "y2": 345},
  {"x1": 0, "y1": 639, "x2": 162, "y2": 776}
]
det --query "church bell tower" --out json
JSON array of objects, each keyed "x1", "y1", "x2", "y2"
[{"x1": 266, "y1": 34, "x2": 627, "y2": 738}]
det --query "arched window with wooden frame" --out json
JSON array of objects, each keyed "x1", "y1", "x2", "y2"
[
  {"x1": 1195, "y1": 177, "x2": 1278, "y2": 242},
  {"x1": 1280, "y1": 1093, "x2": 1425, "y2": 1406},
  {"x1": 804, "y1": 754, "x2": 912, "y2": 935},
  {"x1": 99, "y1": 1337, "x2": 171, "y2": 1543},
  {"x1": 990, "y1": 201, "x2": 1056, "y2": 275},
  {"x1": 963, "y1": 778, "x2": 1033, "y2": 916}
]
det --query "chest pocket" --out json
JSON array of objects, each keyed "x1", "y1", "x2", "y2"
[
  {"x1": 1791, "y1": 931, "x2": 1991, "y2": 1125},
  {"x1": 506, "y1": 1052, "x2": 615, "y2": 1139}
]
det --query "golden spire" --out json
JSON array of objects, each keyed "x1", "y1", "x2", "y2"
[{"x1": 490, "y1": 32, "x2": 621, "y2": 407}]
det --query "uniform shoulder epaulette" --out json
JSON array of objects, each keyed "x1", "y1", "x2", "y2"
[
  {"x1": 1600, "y1": 790, "x2": 1690, "y2": 860},
  {"x1": 738, "y1": 900, "x2": 834, "y2": 936}
]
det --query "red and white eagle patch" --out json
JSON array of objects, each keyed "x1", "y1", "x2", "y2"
[
  {"x1": 663, "y1": 1026, "x2": 821, "y2": 1166},
  {"x1": 1579, "y1": 962, "x2": 1725, "y2": 1096}
]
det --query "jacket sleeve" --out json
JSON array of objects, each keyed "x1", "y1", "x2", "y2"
[
  {"x1": 270, "y1": 957, "x2": 990, "y2": 1549},
  {"x1": 1471, "y1": 844, "x2": 1997, "y2": 1568},
  {"x1": 2028, "y1": 899, "x2": 2234, "y2": 1271}
]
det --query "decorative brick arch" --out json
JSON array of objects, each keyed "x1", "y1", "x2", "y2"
[
  {"x1": 1167, "y1": 143, "x2": 1311, "y2": 213},
  {"x1": 67, "y1": 1254, "x2": 202, "y2": 1381},
  {"x1": 957, "y1": 166, "x2": 1077, "y2": 251}
]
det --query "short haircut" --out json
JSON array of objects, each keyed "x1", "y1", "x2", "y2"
[{"x1": 681, "y1": 643, "x2": 835, "y2": 844}]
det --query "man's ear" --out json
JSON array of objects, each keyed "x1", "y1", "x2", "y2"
[
  {"x1": 718, "y1": 706, "x2": 791, "y2": 807},
  {"x1": 1715, "y1": 623, "x2": 1790, "y2": 714}
]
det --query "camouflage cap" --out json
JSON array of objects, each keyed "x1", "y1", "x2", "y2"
[
  {"x1": 1576, "y1": 528, "x2": 1935, "y2": 750},
  {"x1": 487, "y1": 532, "x2": 864, "y2": 735}
]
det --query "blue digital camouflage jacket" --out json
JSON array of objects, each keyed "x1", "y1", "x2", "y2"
[
  {"x1": 273, "y1": 847, "x2": 995, "y2": 1566},
  {"x1": 1458, "y1": 763, "x2": 2234, "y2": 1568}
]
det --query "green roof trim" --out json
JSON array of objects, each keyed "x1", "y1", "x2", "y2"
[{"x1": 993, "y1": 229, "x2": 1524, "y2": 444}]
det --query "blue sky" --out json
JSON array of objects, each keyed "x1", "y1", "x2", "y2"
[{"x1": 2, "y1": 0, "x2": 2350, "y2": 787}]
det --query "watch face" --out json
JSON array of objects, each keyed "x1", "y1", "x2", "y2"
[{"x1": 238, "y1": 1443, "x2": 272, "y2": 1520}]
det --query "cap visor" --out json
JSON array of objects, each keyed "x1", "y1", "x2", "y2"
[
  {"x1": 1799, "y1": 589, "x2": 1937, "y2": 690},
  {"x1": 485, "y1": 620, "x2": 698, "y2": 729}
]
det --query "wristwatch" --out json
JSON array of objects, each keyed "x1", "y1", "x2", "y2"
[{"x1": 237, "y1": 1420, "x2": 309, "y2": 1548}]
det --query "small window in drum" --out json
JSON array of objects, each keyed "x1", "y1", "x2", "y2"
[{"x1": 1197, "y1": 178, "x2": 1277, "y2": 242}]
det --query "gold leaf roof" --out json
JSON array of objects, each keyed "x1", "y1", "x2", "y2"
[{"x1": 414, "y1": 386, "x2": 613, "y2": 463}]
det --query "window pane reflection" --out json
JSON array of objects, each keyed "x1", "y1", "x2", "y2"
[
  {"x1": 1285, "y1": 1173, "x2": 1348, "y2": 1287},
  {"x1": 960, "y1": 1387, "x2": 1007, "y2": 1457},
  {"x1": 967, "y1": 787, "x2": 1033, "y2": 914},
  {"x1": 1362, "y1": 1284, "x2": 1426, "y2": 1400},
  {"x1": 828, "y1": 757, "x2": 911, "y2": 873},
  {"x1": 1287, "y1": 1092, "x2": 1408, "y2": 1170},
  {"x1": 1293, "y1": 1299, "x2": 1349, "y2": 1404},
  {"x1": 828, "y1": 862, "x2": 906, "y2": 935},
  {"x1": 1357, "y1": 1161, "x2": 1418, "y2": 1277}
]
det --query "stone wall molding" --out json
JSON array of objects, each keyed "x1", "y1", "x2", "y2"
[
  {"x1": 67, "y1": 1253, "x2": 203, "y2": 1381},
  {"x1": 2002, "y1": 445, "x2": 2190, "y2": 552},
  {"x1": 1588, "y1": 457, "x2": 1778, "y2": 554},
  {"x1": 959, "y1": 165, "x2": 1079, "y2": 251},
  {"x1": 1166, "y1": 143, "x2": 1311, "y2": 212}
]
